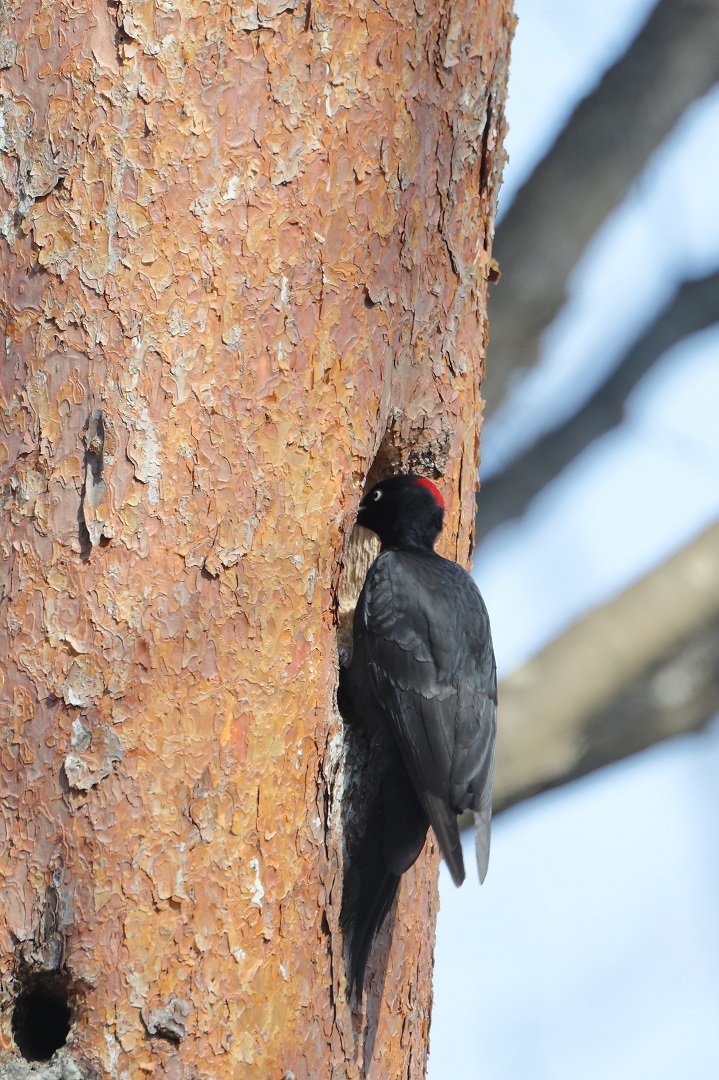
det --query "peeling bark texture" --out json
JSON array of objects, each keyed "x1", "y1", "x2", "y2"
[
  {"x1": 492, "y1": 520, "x2": 719, "y2": 813},
  {"x1": 0, "y1": 1, "x2": 512, "y2": 1077}
]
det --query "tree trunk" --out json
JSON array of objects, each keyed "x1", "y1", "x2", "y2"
[{"x1": 0, "y1": 1, "x2": 512, "y2": 1076}]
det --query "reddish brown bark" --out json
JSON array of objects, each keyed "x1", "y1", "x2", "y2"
[{"x1": 0, "y1": 0, "x2": 512, "y2": 1075}]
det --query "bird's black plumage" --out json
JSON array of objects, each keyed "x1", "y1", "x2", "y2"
[{"x1": 339, "y1": 473, "x2": 497, "y2": 999}]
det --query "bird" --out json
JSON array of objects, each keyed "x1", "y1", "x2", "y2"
[{"x1": 338, "y1": 472, "x2": 497, "y2": 999}]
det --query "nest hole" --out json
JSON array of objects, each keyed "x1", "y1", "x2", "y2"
[{"x1": 12, "y1": 972, "x2": 73, "y2": 1062}]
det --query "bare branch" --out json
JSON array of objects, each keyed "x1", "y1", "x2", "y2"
[
  {"x1": 485, "y1": 0, "x2": 719, "y2": 414},
  {"x1": 476, "y1": 269, "x2": 719, "y2": 542},
  {"x1": 491, "y1": 520, "x2": 719, "y2": 813}
]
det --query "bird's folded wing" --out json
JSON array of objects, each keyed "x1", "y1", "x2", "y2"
[{"x1": 363, "y1": 551, "x2": 497, "y2": 883}]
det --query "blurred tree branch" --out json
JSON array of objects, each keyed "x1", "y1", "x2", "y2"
[
  {"x1": 490, "y1": 520, "x2": 719, "y2": 814},
  {"x1": 476, "y1": 268, "x2": 719, "y2": 542},
  {"x1": 484, "y1": 0, "x2": 719, "y2": 415}
]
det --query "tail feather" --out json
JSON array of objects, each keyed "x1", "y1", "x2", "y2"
[
  {"x1": 473, "y1": 806, "x2": 492, "y2": 884},
  {"x1": 423, "y1": 791, "x2": 465, "y2": 886},
  {"x1": 472, "y1": 738, "x2": 496, "y2": 884},
  {"x1": 341, "y1": 812, "x2": 400, "y2": 1000}
]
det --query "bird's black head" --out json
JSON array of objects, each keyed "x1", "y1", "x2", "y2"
[{"x1": 356, "y1": 473, "x2": 445, "y2": 551}]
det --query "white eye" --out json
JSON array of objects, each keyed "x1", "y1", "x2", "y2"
[{"x1": 372, "y1": 489, "x2": 383, "y2": 502}]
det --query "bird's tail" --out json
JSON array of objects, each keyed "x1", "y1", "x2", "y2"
[
  {"x1": 473, "y1": 806, "x2": 492, "y2": 883},
  {"x1": 423, "y1": 791, "x2": 465, "y2": 886},
  {"x1": 340, "y1": 805, "x2": 400, "y2": 1001},
  {"x1": 472, "y1": 738, "x2": 496, "y2": 884}
]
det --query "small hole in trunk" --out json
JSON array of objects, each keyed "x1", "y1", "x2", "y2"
[{"x1": 12, "y1": 973, "x2": 73, "y2": 1062}]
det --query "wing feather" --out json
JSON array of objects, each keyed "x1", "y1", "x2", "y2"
[{"x1": 360, "y1": 550, "x2": 497, "y2": 883}]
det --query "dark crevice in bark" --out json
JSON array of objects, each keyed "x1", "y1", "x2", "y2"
[
  {"x1": 107, "y1": 0, "x2": 134, "y2": 58},
  {"x1": 78, "y1": 408, "x2": 108, "y2": 557},
  {"x1": 479, "y1": 95, "x2": 493, "y2": 197},
  {"x1": 11, "y1": 971, "x2": 73, "y2": 1063}
]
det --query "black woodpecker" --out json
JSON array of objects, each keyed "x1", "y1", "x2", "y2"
[{"x1": 339, "y1": 473, "x2": 497, "y2": 999}]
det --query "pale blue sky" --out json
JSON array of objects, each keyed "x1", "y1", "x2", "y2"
[
  {"x1": 431, "y1": 721, "x2": 719, "y2": 1079},
  {"x1": 430, "y1": 1, "x2": 719, "y2": 1076}
]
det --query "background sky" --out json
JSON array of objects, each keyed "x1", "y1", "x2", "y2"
[{"x1": 429, "y1": 1, "x2": 719, "y2": 1076}]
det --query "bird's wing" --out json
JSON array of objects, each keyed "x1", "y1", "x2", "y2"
[
  {"x1": 381, "y1": 681, "x2": 466, "y2": 883},
  {"x1": 360, "y1": 551, "x2": 497, "y2": 884}
]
